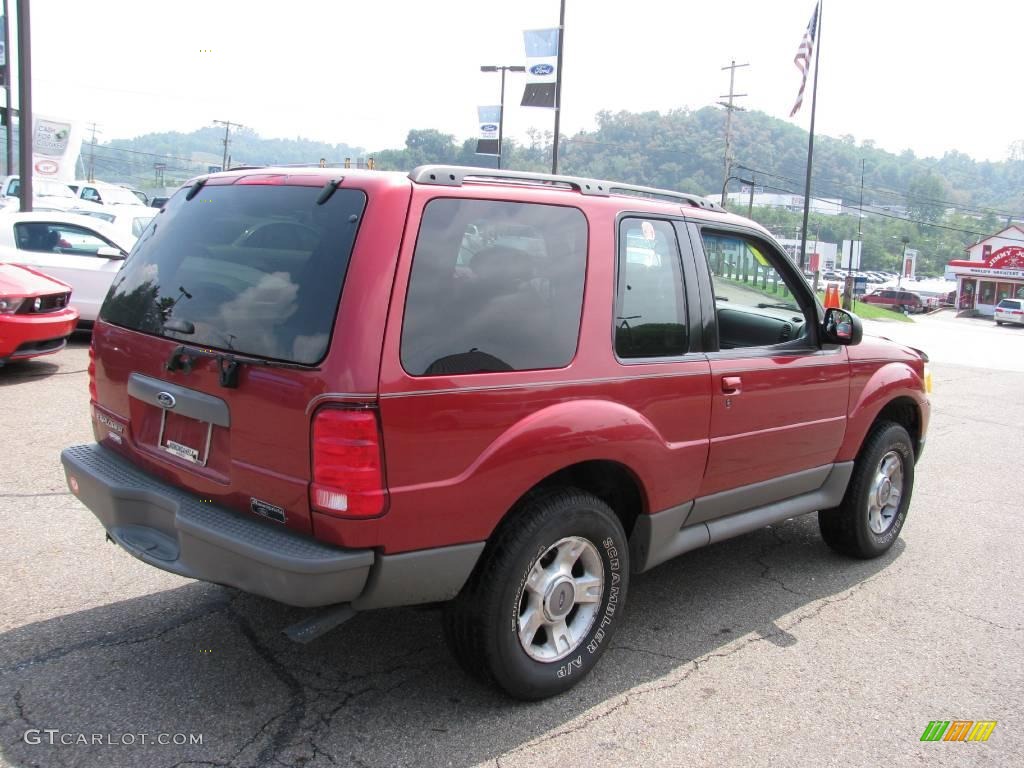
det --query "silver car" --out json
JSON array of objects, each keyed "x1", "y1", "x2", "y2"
[{"x1": 994, "y1": 298, "x2": 1024, "y2": 326}]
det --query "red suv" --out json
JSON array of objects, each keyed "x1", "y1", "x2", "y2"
[
  {"x1": 861, "y1": 288, "x2": 924, "y2": 313},
  {"x1": 62, "y1": 166, "x2": 930, "y2": 699}
]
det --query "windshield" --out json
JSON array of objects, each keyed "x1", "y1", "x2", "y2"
[{"x1": 100, "y1": 181, "x2": 366, "y2": 365}]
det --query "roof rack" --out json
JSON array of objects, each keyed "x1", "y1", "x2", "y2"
[{"x1": 408, "y1": 165, "x2": 725, "y2": 212}]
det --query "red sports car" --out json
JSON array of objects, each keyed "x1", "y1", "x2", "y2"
[{"x1": 0, "y1": 263, "x2": 79, "y2": 365}]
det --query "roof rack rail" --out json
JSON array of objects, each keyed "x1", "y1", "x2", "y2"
[{"x1": 408, "y1": 165, "x2": 725, "y2": 212}]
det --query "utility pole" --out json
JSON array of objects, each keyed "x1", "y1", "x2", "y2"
[
  {"x1": 87, "y1": 122, "x2": 100, "y2": 182},
  {"x1": 15, "y1": 0, "x2": 30, "y2": 211},
  {"x1": 2, "y1": 0, "x2": 12, "y2": 176},
  {"x1": 213, "y1": 119, "x2": 242, "y2": 171},
  {"x1": 550, "y1": 0, "x2": 566, "y2": 174},
  {"x1": 845, "y1": 158, "x2": 865, "y2": 310},
  {"x1": 718, "y1": 60, "x2": 748, "y2": 204}
]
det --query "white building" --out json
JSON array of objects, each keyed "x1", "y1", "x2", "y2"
[
  {"x1": 708, "y1": 191, "x2": 843, "y2": 216},
  {"x1": 947, "y1": 225, "x2": 1024, "y2": 316}
]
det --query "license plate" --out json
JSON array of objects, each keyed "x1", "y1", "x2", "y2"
[
  {"x1": 158, "y1": 411, "x2": 213, "y2": 467},
  {"x1": 164, "y1": 439, "x2": 200, "y2": 463}
]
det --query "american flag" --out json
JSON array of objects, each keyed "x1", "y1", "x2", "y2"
[{"x1": 789, "y1": 3, "x2": 820, "y2": 117}]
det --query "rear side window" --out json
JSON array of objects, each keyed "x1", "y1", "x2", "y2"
[
  {"x1": 615, "y1": 218, "x2": 687, "y2": 358},
  {"x1": 101, "y1": 183, "x2": 366, "y2": 365},
  {"x1": 401, "y1": 198, "x2": 587, "y2": 375}
]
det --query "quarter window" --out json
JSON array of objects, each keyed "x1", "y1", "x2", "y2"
[
  {"x1": 401, "y1": 199, "x2": 587, "y2": 376},
  {"x1": 614, "y1": 218, "x2": 687, "y2": 358}
]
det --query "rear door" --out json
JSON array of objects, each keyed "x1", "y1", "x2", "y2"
[{"x1": 686, "y1": 224, "x2": 849, "y2": 515}]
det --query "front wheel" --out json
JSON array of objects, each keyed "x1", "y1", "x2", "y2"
[
  {"x1": 819, "y1": 421, "x2": 915, "y2": 558},
  {"x1": 443, "y1": 489, "x2": 629, "y2": 700}
]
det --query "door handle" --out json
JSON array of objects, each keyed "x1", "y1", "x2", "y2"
[{"x1": 721, "y1": 376, "x2": 742, "y2": 395}]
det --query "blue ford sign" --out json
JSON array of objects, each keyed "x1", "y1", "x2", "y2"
[
  {"x1": 530, "y1": 64, "x2": 554, "y2": 76},
  {"x1": 481, "y1": 124, "x2": 498, "y2": 132}
]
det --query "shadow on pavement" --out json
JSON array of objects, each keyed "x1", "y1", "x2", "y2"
[
  {"x1": 0, "y1": 514, "x2": 903, "y2": 768},
  {"x1": 0, "y1": 334, "x2": 90, "y2": 387}
]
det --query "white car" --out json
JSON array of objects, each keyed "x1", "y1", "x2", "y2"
[
  {"x1": 67, "y1": 179, "x2": 150, "y2": 208},
  {"x1": 0, "y1": 176, "x2": 105, "y2": 214},
  {"x1": 0, "y1": 211, "x2": 135, "y2": 324},
  {"x1": 994, "y1": 298, "x2": 1024, "y2": 326},
  {"x1": 74, "y1": 207, "x2": 156, "y2": 241}
]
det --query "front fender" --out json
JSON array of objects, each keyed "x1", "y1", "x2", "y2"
[{"x1": 839, "y1": 360, "x2": 929, "y2": 462}]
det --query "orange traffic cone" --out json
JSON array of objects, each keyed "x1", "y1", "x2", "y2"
[{"x1": 825, "y1": 284, "x2": 841, "y2": 309}]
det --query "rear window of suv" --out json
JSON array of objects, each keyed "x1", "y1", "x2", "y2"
[
  {"x1": 401, "y1": 198, "x2": 587, "y2": 375},
  {"x1": 100, "y1": 182, "x2": 366, "y2": 365},
  {"x1": 997, "y1": 299, "x2": 1021, "y2": 309}
]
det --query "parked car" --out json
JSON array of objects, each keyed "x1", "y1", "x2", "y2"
[
  {"x1": 0, "y1": 263, "x2": 79, "y2": 365},
  {"x1": 149, "y1": 196, "x2": 169, "y2": 209},
  {"x1": 994, "y1": 298, "x2": 1024, "y2": 326},
  {"x1": 67, "y1": 179, "x2": 149, "y2": 208},
  {"x1": 61, "y1": 165, "x2": 930, "y2": 700},
  {"x1": 860, "y1": 288, "x2": 925, "y2": 313},
  {"x1": 0, "y1": 175, "x2": 105, "y2": 214},
  {"x1": 0, "y1": 212, "x2": 134, "y2": 324},
  {"x1": 75, "y1": 207, "x2": 156, "y2": 240}
]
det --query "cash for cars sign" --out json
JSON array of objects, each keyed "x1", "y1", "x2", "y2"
[{"x1": 32, "y1": 116, "x2": 83, "y2": 182}]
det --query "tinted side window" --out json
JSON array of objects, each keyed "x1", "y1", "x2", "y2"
[
  {"x1": 614, "y1": 218, "x2": 687, "y2": 358},
  {"x1": 700, "y1": 231, "x2": 811, "y2": 349},
  {"x1": 14, "y1": 222, "x2": 119, "y2": 255},
  {"x1": 401, "y1": 199, "x2": 587, "y2": 376}
]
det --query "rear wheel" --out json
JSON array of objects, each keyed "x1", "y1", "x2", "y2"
[
  {"x1": 996, "y1": 320, "x2": 1003, "y2": 326},
  {"x1": 819, "y1": 421, "x2": 915, "y2": 559},
  {"x1": 443, "y1": 489, "x2": 629, "y2": 700}
]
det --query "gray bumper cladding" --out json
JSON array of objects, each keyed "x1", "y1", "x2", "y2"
[{"x1": 60, "y1": 444, "x2": 373, "y2": 607}]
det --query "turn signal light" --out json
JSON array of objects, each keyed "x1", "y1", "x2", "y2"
[{"x1": 310, "y1": 408, "x2": 388, "y2": 518}]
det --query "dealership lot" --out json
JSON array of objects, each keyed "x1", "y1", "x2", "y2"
[{"x1": 0, "y1": 314, "x2": 1021, "y2": 767}]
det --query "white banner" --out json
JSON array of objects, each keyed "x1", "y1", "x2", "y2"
[
  {"x1": 521, "y1": 28, "x2": 559, "y2": 108},
  {"x1": 32, "y1": 115, "x2": 83, "y2": 182}
]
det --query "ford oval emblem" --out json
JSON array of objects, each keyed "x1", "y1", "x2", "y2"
[
  {"x1": 530, "y1": 64, "x2": 554, "y2": 76},
  {"x1": 481, "y1": 124, "x2": 498, "y2": 132},
  {"x1": 156, "y1": 391, "x2": 176, "y2": 409}
]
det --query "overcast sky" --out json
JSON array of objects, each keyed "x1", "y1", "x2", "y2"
[{"x1": 13, "y1": 0, "x2": 1023, "y2": 162}]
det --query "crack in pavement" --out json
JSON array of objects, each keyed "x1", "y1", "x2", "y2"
[
  {"x1": 226, "y1": 606, "x2": 308, "y2": 767},
  {"x1": 1, "y1": 597, "x2": 231, "y2": 675},
  {"x1": 955, "y1": 609, "x2": 1023, "y2": 632},
  {"x1": 753, "y1": 525, "x2": 811, "y2": 599}
]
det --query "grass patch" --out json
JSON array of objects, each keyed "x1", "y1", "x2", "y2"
[{"x1": 817, "y1": 294, "x2": 914, "y2": 322}]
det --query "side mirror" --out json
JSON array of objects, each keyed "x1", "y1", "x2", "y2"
[
  {"x1": 822, "y1": 307, "x2": 863, "y2": 345},
  {"x1": 96, "y1": 246, "x2": 126, "y2": 260}
]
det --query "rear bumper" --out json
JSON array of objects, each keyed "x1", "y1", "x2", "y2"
[{"x1": 61, "y1": 444, "x2": 483, "y2": 608}]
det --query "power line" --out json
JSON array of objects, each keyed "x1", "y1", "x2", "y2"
[{"x1": 744, "y1": 180, "x2": 1024, "y2": 245}]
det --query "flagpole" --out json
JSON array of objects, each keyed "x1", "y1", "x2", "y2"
[
  {"x1": 551, "y1": 0, "x2": 566, "y2": 174},
  {"x1": 798, "y1": 1, "x2": 822, "y2": 272}
]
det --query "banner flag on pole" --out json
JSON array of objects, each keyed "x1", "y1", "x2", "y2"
[
  {"x1": 475, "y1": 105, "x2": 501, "y2": 156},
  {"x1": 789, "y1": 2, "x2": 820, "y2": 117},
  {"x1": 521, "y1": 28, "x2": 559, "y2": 108}
]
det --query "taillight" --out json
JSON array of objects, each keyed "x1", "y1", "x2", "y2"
[
  {"x1": 310, "y1": 408, "x2": 388, "y2": 518},
  {"x1": 87, "y1": 339, "x2": 97, "y2": 402}
]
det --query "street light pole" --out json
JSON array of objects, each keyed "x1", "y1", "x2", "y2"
[
  {"x1": 480, "y1": 65, "x2": 525, "y2": 169},
  {"x1": 899, "y1": 236, "x2": 909, "y2": 288}
]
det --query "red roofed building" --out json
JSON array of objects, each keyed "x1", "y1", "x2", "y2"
[{"x1": 948, "y1": 225, "x2": 1024, "y2": 315}]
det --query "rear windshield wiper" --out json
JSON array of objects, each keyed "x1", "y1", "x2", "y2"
[{"x1": 165, "y1": 343, "x2": 318, "y2": 388}]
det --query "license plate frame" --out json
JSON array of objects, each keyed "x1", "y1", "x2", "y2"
[{"x1": 158, "y1": 409, "x2": 214, "y2": 466}]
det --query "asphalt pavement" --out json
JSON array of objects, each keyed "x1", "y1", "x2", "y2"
[{"x1": 0, "y1": 317, "x2": 1020, "y2": 767}]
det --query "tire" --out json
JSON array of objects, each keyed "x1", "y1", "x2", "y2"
[
  {"x1": 443, "y1": 488, "x2": 629, "y2": 700},
  {"x1": 996, "y1": 321, "x2": 1003, "y2": 326},
  {"x1": 819, "y1": 421, "x2": 915, "y2": 559}
]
